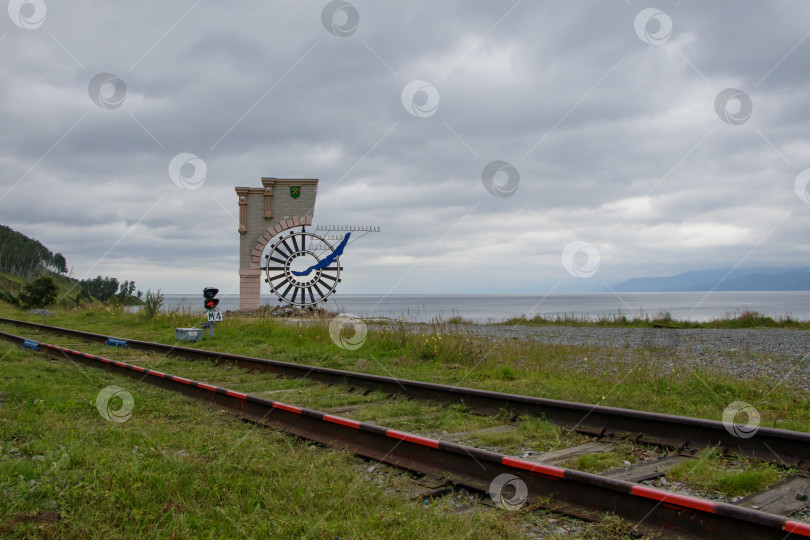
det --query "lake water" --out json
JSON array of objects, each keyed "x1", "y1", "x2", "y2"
[{"x1": 162, "y1": 291, "x2": 810, "y2": 323}]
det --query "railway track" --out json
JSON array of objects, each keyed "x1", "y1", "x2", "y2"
[
  {"x1": 1, "y1": 318, "x2": 810, "y2": 537},
  {"x1": 0, "y1": 316, "x2": 808, "y2": 470}
]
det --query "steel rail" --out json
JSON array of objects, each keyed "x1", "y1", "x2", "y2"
[
  {"x1": 1, "y1": 316, "x2": 808, "y2": 470},
  {"x1": 3, "y1": 331, "x2": 810, "y2": 538}
]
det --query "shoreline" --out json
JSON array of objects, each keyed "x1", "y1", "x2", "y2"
[{"x1": 157, "y1": 290, "x2": 810, "y2": 324}]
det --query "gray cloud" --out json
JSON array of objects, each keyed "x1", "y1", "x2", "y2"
[{"x1": 1, "y1": 1, "x2": 808, "y2": 294}]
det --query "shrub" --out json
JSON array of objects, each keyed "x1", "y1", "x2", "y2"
[
  {"x1": 18, "y1": 276, "x2": 59, "y2": 308},
  {"x1": 142, "y1": 289, "x2": 164, "y2": 319}
]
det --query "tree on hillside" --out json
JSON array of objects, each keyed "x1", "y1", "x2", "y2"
[
  {"x1": 79, "y1": 276, "x2": 119, "y2": 301},
  {"x1": 53, "y1": 253, "x2": 67, "y2": 274},
  {"x1": 18, "y1": 276, "x2": 59, "y2": 308},
  {"x1": 117, "y1": 281, "x2": 138, "y2": 299}
]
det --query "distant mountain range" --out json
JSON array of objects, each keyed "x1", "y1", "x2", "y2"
[{"x1": 612, "y1": 267, "x2": 810, "y2": 292}]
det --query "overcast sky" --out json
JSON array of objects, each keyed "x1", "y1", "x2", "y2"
[{"x1": 2, "y1": 1, "x2": 809, "y2": 295}]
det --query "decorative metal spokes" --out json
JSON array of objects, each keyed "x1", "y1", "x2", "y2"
[{"x1": 262, "y1": 230, "x2": 342, "y2": 307}]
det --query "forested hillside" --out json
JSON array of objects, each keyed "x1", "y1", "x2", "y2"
[{"x1": 0, "y1": 225, "x2": 67, "y2": 279}]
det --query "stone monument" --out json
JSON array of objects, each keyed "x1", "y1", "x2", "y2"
[{"x1": 235, "y1": 177, "x2": 318, "y2": 310}]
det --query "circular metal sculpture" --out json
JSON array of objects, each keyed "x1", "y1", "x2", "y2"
[{"x1": 263, "y1": 229, "x2": 344, "y2": 307}]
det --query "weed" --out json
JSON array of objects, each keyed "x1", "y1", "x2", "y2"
[
  {"x1": 142, "y1": 289, "x2": 165, "y2": 319},
  {"x1": 667, "y1": 448, "x2": 782, "y2": 497}
]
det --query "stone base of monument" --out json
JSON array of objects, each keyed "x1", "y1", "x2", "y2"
[{"x1": 226, "y1": 305, "x2": 331, "y2": 318}]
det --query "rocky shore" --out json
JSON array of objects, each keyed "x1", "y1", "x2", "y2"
[
  {"x1": 461, "y1": 324, "x2": 810, "y2": 390},
  {"x1": 465, "y1": 324, "x2": 810, "y2": 362}
]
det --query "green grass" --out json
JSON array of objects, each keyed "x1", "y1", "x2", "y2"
[
  {"x1": 0, "y1": 344, "x2": 526, "y2": 538},
  {"x1": 500, "y1": 309, "x2": 810, "y2": 329},
  {"x1": 1, "y1": 304, "x2": 809, "y2": 435},
  {"x1": 667, "y1": 448, "x2": 782, "y2": 497},
  {"x1": 563, "y1": 452, "x2": 635, "y2": 474},
  {"x1": 462, "y1": 416, "x2": 588, "y2": 454},
  {"x1": 0, "y1": 271, "x2": 25, "y2": 296}
]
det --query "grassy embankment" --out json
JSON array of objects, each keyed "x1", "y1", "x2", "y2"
[
  {"x1": 1, "y1": 303, "x2": 808, "y2": 536},
  {"x1": 0, "y1": 272, "x2": 26, "y2": 297},
  {"x1": 0, "y1": 270, "x2": 142, "y2": 307},
  {"x1": 0, "y1": 270, "x2": 77, "y2": 301}
]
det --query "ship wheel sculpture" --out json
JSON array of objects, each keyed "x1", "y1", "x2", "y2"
[{"x1": 262, "y1": 229, "x2": 349, "y2": 307}]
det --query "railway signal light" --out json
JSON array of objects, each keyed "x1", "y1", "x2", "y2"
[{"x1": 203, "y1": 287, "x2": 219, "y2": 310}]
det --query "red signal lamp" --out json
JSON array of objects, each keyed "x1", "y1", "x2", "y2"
[{"x1": 203, "y1": 287, "x2": 219, "y2": 310}]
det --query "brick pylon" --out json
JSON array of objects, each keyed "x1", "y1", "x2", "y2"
[{"x1": 235, "y1": 178, "x2": 318, "y2": 310}]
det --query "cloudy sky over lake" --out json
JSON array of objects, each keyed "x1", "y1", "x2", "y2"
[{"x1": 2, "y1": 1, "x2": 809, "y2": 295}]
